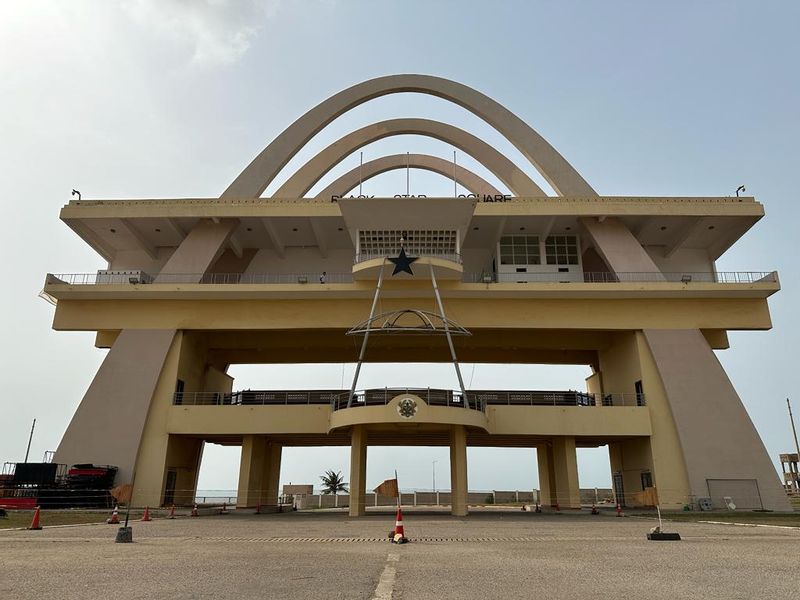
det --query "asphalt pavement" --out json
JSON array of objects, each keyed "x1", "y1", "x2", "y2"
[{"x1": 1, "y1": 508, "x2": 797, "y2": 599}]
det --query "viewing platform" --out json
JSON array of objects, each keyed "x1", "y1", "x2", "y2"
[{"x1": 173, "y1": 388, "x2": 645, "y2": 409}]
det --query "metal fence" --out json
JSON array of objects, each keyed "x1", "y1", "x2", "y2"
[
  {"x1": 341, "y1": 388, "x2": 482, "y2": 411},
  {"x1": 173, "y1": 388, "x2": 645, "y2": 409},
  {"x1": 46, "y1": 272, "x2": 353, "y2": 285},
  {"x1": 469, "y1": 391, "x2": 644, "y2": 407},
  {"x1": 463, "y1": 271, "x2": 778, "y2": 284},
  {"x1": 47, "y1": 270, "x2": 777, "y2": 286},
  {"x1": 174, "y1": 390, "x2": 344, "y2": 406}
]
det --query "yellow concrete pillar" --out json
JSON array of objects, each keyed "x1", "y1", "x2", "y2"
[
  {"x1": 163, "y1": 436, "x2": 204, "y2": 506},
  {"x1": 536, "y1": 444, "x2": 558, "y2": 507},
  {"x1": 237, "y1": 435, "x2": 267, "y2": 508},
  {"x1": 349, "y1": 426, "x2": 367, "y2": 517},
  {"x1": 262, "y1": 442, "x2": 282, "y2": 506},
  {"x1": 450, "y1": 425, "x2": 469, "y2": 516},
  {"x1": 552, "y1": 436, "x2": 581, "y2": 509}
]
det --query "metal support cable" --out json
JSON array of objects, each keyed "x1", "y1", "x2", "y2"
[
  {"x1": 347, "y1": 260, "x2": 386, "y2": 407},
  {"x1": 429, "y1": 262, "x2": 469, "y2": 407}
]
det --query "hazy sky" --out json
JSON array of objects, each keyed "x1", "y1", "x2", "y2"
[{"x1": 2, "y1": 1, "x2": 799, "y2": 494}]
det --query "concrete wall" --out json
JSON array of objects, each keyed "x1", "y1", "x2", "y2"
[
  {"x1": 244, "y1": 248, "x2": 353, "y2": 276},
  {"x1": 109, "y1": 247, "x2": 176, "y2": 275},
  {"x1": 646, "y1": 247, "x2": 714, "y2": 276},
  {"x1": 461, "y1": 247, "x2": 494, "y2": 274},
  {"x1": 598, "y1": 332, "x2": 642, "y2": 397}
]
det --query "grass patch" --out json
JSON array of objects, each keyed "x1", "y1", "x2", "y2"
[
  {"x1": 632, "y1": 511, "x2": 800, "y2": 528},
  {"x1": 0, "y1": 509, "x2": 144, "y2": 529}
]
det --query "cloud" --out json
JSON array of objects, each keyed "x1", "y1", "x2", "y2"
[{"x1": 121, "y1": 0, "x2": 281, "y2": 66}]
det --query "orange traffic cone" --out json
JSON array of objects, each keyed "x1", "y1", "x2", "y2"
[
  {"x1": 392, "y1": 507, "x2": 409, "y2": 544},
  {"x1": 191, "y1": 504, "x2": 199, "y2": 517},
  {"x1": 141, "y1": 506, "x2": 152, "y2": 522},
  {"x1": 28, "y1": 506, "x2": 42, "y2": 530},
  {"x1": 616, "y1": 503, "x2": 624, "y2": 517},
  {"x1": 107, "y1": 505, "x2": 120, "y2": 524},
  {"x1": 591, "y1": 504, "x2": 600, "y2": 515},
  {"x1": 168, "y1": 505, "x2": 176, "y2": 519}
]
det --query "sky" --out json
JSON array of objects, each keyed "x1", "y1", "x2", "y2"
[{"x1": 1, "y1": 0, "x2": 799, "y2": 494}]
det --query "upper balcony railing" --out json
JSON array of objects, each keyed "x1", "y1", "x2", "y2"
[
  {"x1": 172, "y1": 388, "x2": 645, "y2": 410},
  {"x1": 47, "y1": 272, "x2": 354, "y2": 285},
  {"x1": 463, "y1": 271, "x2": 778, "y2": 284},
  {"x1": 46, "y1": 270, "x2": 777, "y2": 287}
]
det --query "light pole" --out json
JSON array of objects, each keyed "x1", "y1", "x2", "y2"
[{"x1": 432, "y1": 460, "x2": 437, "y2": 493}]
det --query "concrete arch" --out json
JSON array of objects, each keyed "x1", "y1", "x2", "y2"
[
  {"x1": 222, "y1": 74, "x2": 596, "y2": 198},
  {"x1": 273, "y1": 118, "x2": 544, "y2": 198},
  {"x1": 314, "y1": 153, "x2": 502, "y2": 200}
]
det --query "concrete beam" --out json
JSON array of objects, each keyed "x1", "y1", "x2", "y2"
[
  {"x1": 261, "y1": 218, "x2": 285, "y2": 258},
  {"x1": 664, "y1": 217, "x2": 703, "y2": 258},
  {"x1": 309, "y1": 218, "x2": 328, "y2": 258},
  {"x1": 228, "y1": 231, "x2": 244, "y2": 259}
]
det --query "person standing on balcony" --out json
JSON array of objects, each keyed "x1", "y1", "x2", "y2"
[{"x1": 319, "y1": 271, "x2": 327, "y2": 284}]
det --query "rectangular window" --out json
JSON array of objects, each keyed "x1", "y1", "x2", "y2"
[
  {"x1": 544, "y1": 235, "x2": 579, "y2": 266},
  {"x1": 499, "y1": 235, "x2": 540, "y2": 265},
  {"x1": 640, "y1": 470, "x2": 653, "y2": 490}
]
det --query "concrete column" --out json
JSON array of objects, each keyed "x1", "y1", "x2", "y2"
[
  {"x1": 552, "y1": 437, "x2": 581, "y2": 509},
  {"x1": 55, "y1": 329, "x2": 178, "y2": 489},
  {"x1": 349, "y1": 426, "x2": 367, "y2": 516},
  {"x1": 450, "y1": 425, "x2": 469, "y2": 516},
  {"x1": 163, "y1": 436, "x2": 204, "y2": 506},
  {"x1": 237, "y1": 435, "x2": 268, "y2": 508},
  {"x1": 262, "y1": 442, "x2": 282, "y2": 506},
  {"x1": 537, "y1": 444, "x2": 557, "y2": 506}
]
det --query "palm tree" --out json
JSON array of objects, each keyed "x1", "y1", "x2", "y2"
[{"x1": 320, "y1": 470, "x2": 349, "y2": 495}]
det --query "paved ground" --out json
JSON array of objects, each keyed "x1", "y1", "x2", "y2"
[{"x1": 1, "y1": 508, "x2": 798, "y2": 599}]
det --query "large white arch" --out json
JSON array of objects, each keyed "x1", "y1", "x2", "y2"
[
  {"x1": 273, "y1": 118, "x2": 544, "y2": 198},
  {"x1": 223, "y1": 74, "x2": 596, "y2": 198},
  {"x1": 314, "y1": 153, "x2": 502, "y2": 199}
]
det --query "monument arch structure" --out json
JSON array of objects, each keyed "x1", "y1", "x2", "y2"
[
  {"x1": 314, "y1": 153, "x2": 502, "y2": 200},
  {"x1": 272, "y1": 118, "x2": 545, "y2": 198},
  {"x1": 46, "y1": 74, "x2": 789, "y2": 515}
]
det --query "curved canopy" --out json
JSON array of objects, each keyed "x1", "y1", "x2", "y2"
[
  {"x1": 315, "y1": 153, "x2": 501, "y2": 200},
  {"x1": 273, "y1": 118, "x2": 543, "y2": 198},
  {"x1": 222, "y1": 74, "x2": 595, "y2": 198}
]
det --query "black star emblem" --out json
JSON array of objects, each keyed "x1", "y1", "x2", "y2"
[{"x1": 389, "y1": 248, "x2": 418, "y2": 276}]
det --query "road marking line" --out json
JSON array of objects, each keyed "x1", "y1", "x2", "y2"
[
  {"x1": 698, "y1": 520, "x2": 800, "y2": 531},
  {"x1": 372, "y1": 552, "x2": 399, "y2": 600}
]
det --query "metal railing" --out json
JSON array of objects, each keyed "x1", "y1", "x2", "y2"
[
  {"x1": 469, "y1": 391, "x2": 645, "y2": 407},
  {"x1": 46, "y1": 272, "x2": 353, "y2": 285},
  {"x1": 340, "y1": 388, "x2": 482, "y2": 412},
  {"x1": 353, "y1": 252, "x2": 462, "y2": 265},
  {"x1": 174, "y1": 390, "x2": 344, "y2": 406},
  {"x1": 464, "y1": 271, "x2": 778, "y2": 284},
  {"x1": 172, "y1": 389, "x2": 645, "y2": 410},
  {"x1": 47, "y1": 270, "x2": 776, "y2": 287}
]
